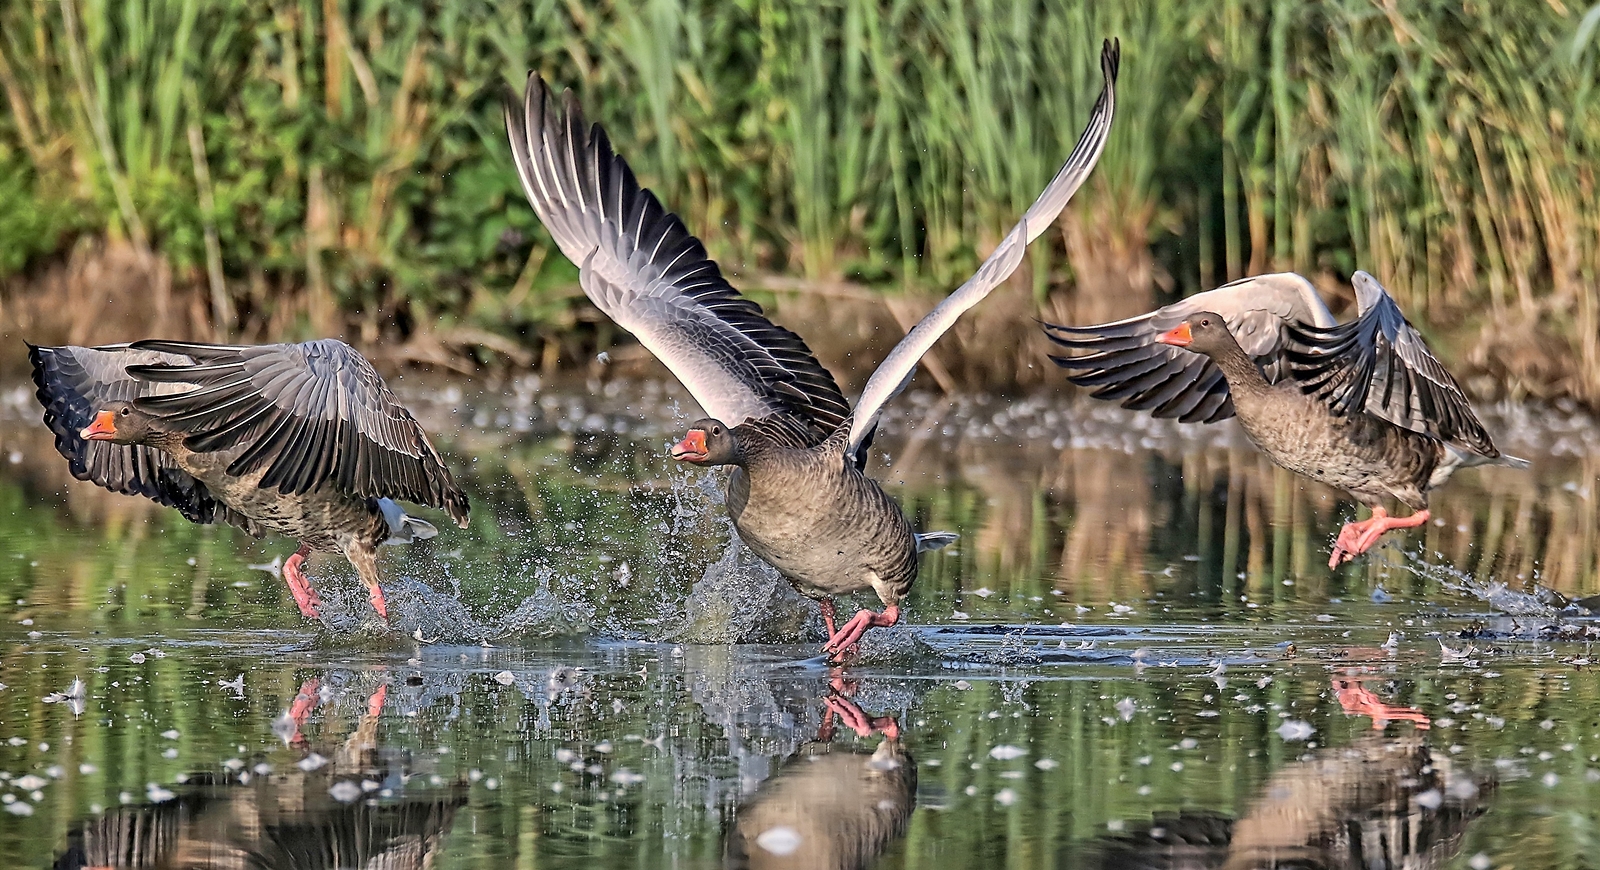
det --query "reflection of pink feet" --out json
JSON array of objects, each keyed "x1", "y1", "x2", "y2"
[
  {"x1": 366, "y1": 683, "x2": 388, "y2": 718},
  {"x1": 283, "y1": 544, "x2": 322, "y2": 619},
  {"x1": 824, "y1": 694, "x2": 902, "y2": 740},
  {"x1": 286, "y1": 678, "x2": 321, "y2": 746},
  {"x1": 1329, "y1": 509, "x2": 1430, "y2": 567},
  {"x1": 822, "y1": 605, "x2": 900, "y2": 663},
  {"x1": 1334, "y1": 679, "x2": 1430, "y2": 730}
]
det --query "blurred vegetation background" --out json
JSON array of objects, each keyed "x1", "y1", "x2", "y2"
[{"x1": 0, "y1": 0, "x2": 1596, "y2": 405}]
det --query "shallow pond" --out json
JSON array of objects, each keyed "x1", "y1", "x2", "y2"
[{"x1": 0, "y1": 376, "x2": 1597, "y2": 868}]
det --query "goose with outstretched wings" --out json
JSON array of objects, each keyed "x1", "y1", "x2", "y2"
[
  {"x1": 1043, "y1": 270, "x2": 1525, "y2": 567},
  {"x1": 29, "y1": 339, "x2": 468, "y2": 623},
  {"x1": 507, "y1": 39, "x2": 1119, "y2": 659}
]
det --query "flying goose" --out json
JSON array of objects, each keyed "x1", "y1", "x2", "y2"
[{"x1": 1045, "y1": 271, "x2": 1526, "y2": 566}]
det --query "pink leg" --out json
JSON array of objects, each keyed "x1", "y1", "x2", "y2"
[
  {"x1": 365, "y1": 683, "x2": 388, "y2": 718},
  {"x1": 821, "y1": 604, "x2": 900, "y2": 662},
  {"x1": 282, "y1": 544, "x2": 322, "y2": 619},
  {"x1": 1329, "y1": 508, "x2": 1430, "y2": 567},
  {"x1": 820, "y1": 599, "x2": 839, "y2": 639},
  {"x1": 368, "y1": 585, "x2": 389, "y2": 622}
]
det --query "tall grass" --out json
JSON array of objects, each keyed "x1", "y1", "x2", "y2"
[{"x1": 0, "y1": 1, "x2": 1595, "y2": 401}]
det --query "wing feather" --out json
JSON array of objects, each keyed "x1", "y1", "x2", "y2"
[
  {"x1": 27, "y1": 343, "x2": 265, "y2": 535},
  {"x1": 126, "y1": 339, "x2": 469, "y2": 525},
  {"x1": 506, "y1": 74, "x2": 849, "y2": 444},
  {"x1": 844, "y1": 38, "x2": 1121, "y2": 457},
  {"x1": 1285, "y1": 270, "x2": 1498, "y2": 456},
  {"x1": 1045, "y1": 272, "x2": 1336, "y2": 423}
]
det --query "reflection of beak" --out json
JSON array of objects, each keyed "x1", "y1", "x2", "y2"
[
  {"x1": 1155, "y1": 322, "x2": 1193, "y2": 347},
  {"x1": 80, "y1": 410, "x2": 118, "y2": 441},
  {"x1": 670, "y1": 429, "x2": 708, "y2": 462}
]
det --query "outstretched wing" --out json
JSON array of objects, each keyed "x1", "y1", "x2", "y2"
[
  {"x1": 127, "y1": 339, "x2": 470, "y2": 526},
  {"x1": 505, "y1": 75, "x2": 849, "y2": 445},
  {"x1": 845, "y1": 38, "x2": 1121, "y2": 458},
  {"x1": 27, "y1": 343, "x2": 263, "y2": 534},
  {"x1": 1286, "y1": 270, "x2": 1498, "y2": 456},
  {"x1": 1044, "y1": 272, "x2": 1337, "y2": 423}
]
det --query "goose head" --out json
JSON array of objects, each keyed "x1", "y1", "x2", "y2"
[
  {"x1": 670, "y1": 418, "x2": 741, "y2": 466},
  {"x1": 1155, "y1": 311, "x2": 1234, "y2": 356},
  {"x1": 79, "y1": 400, "x2": 164, "y2": 445}
]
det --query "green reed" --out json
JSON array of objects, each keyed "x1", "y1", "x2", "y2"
[{"x1": 0, "y1": 0, "x2": 1595, "y2": 399}]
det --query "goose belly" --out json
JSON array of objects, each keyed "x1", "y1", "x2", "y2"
[
  {"x1": 174, "y1": 450, "x2": 382, "y2": 549},
  {"x1": 1234, "y1": 392, "x2": 1435, "y2": 509},
  {"x1": 727, "y1": 469, "x2": 918, "y2": 604}
]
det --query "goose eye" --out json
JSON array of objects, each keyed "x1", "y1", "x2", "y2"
[
  {"x1": 711, "y1": 426, "x2": 722, "y2": 436},
  {"x1": 120, "y1": 407, "x2": 131, "y2": 416}
]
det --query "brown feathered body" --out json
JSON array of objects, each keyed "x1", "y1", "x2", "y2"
[
  {"x1": 725, "y1": 425, "x2": 918, "y2": 608},
  {"x1": 1207, "y1": 336, "x2": 1443, "y2": 512}
]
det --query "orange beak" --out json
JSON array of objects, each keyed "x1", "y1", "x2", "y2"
[
  {"x1": 670, "y1": 429, "x2": 708, "y2": 462},
  {"x1": 80, "y1": 410, "x2": 118, "y2": 441},
  {"x1": 1155, "y1": 322, "x2": 1193, "y2": 347}
]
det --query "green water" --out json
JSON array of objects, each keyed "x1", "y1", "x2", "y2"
[{"x1": 0, "y1": 379, "x2": 1597, "y2": 868}]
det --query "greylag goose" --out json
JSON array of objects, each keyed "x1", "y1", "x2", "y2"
[
  {"x1": 1044, "y1": 271, "x2": 1526, "y2": 567},
  {"x1": 504, "y1": 41, "x2": 1118, "y2": 660},
  {"x1": 29, "y1": 339, "x2": 469, "y2": 621}
]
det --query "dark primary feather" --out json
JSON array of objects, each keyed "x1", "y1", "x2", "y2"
[
  {"x1": 125, "y1": 339, "x2": 470, "y2": 526},
  {"x1": 1285, "y1": 271, "x2": 1498, "y2": 457},
  {"x1": 1044, "y1": 273, "x2": 1336, "y2": 424},
  {"x1": 504, "y1": 74, "x2": 850, "y2": 446},
  {"x1": 27, "y1": 343, "x2": 263, "y2": 534}
]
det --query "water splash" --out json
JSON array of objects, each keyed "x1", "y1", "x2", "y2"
[
  {"x1": 1398, "y1": 552, "x2": 1568, "y2": 617},
  {"x1": 669, "y1": 537, "x2": 816, "y2": 644}
]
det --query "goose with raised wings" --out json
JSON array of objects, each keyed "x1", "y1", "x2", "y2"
[
  {"x1": 29, "y1": 339, "x2": 469, "y2": 621},
  {"x1": 1044, "y1": 271, "x2": 1526, "y2": 566},
  {"x1": 506, "y1": 41, "x2": 1119, "y2": 659}
]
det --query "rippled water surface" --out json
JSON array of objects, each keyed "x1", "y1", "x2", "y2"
[{"x1": 0, "y1": 377, "x2": 1597, "y2": 868}]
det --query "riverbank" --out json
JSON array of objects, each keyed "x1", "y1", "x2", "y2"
[{"x1": 0, "y1": 239, "x2": 1589, "y2": 409}]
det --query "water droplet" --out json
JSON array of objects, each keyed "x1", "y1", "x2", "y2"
[
  {"x1": 756, "y1": 826, "x2": 802, "y2": 856},
  {"x1": 1276, "y1": 720, "x2": 1315, "y2": 742}
]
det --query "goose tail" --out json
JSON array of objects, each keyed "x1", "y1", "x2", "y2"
[{"x1": 379, "y1": 498, "x2": 440, "y2": 545}]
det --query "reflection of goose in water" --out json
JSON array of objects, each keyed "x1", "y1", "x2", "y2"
[
  {"x1": 723, "y1": 680, "x2": 915, "y2": 870},
  {"x1": 54, "y1": 674, "x2": 465, "y2": 870},
  {"x1": 1087, "y1": 733, "x2": 1491, "y2": 869}
]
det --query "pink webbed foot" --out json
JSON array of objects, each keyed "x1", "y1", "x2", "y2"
[
  {"x1": 282, "y1": 544, "x2": 322, "y2": 619},
  {"x1": 365, "y1": 683, "x2": 388, "y2": 719},
  {"x1": 1329, "y1": 508, "x2": 1431, "y2": 567},
  {"x1": 821, "y1": 605, "x2": 900, "y2": 663},
  {"x1": 823, "y1": 694, "x2": 902, "y2": 740}
]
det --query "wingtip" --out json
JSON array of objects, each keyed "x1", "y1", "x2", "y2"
[{"x1": 1101, "y1": 37, "x2": 1120, "y2": 83}]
